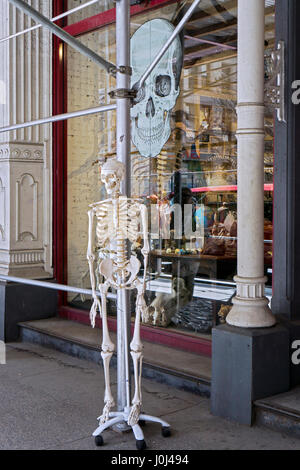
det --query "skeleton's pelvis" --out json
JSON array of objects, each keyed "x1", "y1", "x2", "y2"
[{"x1": 99, "y1": 255, "x2": 141, "y2": 288}]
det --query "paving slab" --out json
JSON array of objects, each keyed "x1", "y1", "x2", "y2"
[
  {"x1": 0, "y1": 342, "x2": 299, "y2": 450},
  {"x1": 0, "y1": 346, "x2": 62, "y2": 379}
]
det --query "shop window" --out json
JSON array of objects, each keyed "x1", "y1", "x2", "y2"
[{"x1": 56, "y1": 0, "x2": 275, "y2": 348}]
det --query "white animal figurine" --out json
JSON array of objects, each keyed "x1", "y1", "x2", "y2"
[
  {"x1": 87, "y1": 158, "x2": 149, "y2": 427},
  {"x1": 145, "y1": 277, "x2": 191, "y2": 327}
]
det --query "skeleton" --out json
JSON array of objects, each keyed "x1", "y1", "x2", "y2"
[
  {"x1": 130, "y1": 19, "x2": 183, "y2": 158},
  {"x1": 87, "y1": 158, "x2": 149, "y2": 427}
]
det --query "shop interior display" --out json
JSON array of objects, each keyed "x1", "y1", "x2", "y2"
[{"x1": 66, "y1": 0, "x2": 275, "y2": 338}]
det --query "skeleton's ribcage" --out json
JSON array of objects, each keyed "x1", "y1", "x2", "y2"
[{"x1": 94, "y1": 199, "x2": 141, "y2": 249}]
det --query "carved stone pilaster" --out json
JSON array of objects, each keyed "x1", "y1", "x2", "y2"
[
  {"x1": 0, "y1": 0, "x2": 52, "y2": 279},
  {"x1": 0, "y1": 142, "x2": 51, "y2": 278}
]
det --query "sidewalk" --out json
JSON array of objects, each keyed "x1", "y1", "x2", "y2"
[{"x1": 0, "y1": 342, "x2": 299, "y2": 450}]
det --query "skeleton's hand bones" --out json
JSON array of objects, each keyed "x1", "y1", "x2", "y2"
[
  {"x1": 137, "y1": 294, "x2": 147, "y2": 308},
  {"x1": 90, "y1": 297, "x2": 102, "y2": 328},
  {"x1": 141, "y1": 246, "x2": 149, "y2": 257},
  {"x1": 87, "y1": 253, "x2": 95, "y2": 262}
]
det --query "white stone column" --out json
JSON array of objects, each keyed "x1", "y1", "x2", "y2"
[
  {"x1": 0, "y1": 0, "x2": 52, "y2": 279},
  {"x1": 226, "y1": 0, "x2": 276, "y2": 328}
]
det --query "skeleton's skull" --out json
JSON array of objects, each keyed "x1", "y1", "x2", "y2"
[
  {"x1": 100, "y1": 159, "x2": 124, "y2": 196},
  {"x1": 130, "y1": 19, "x2": 183, "y2": 158}
]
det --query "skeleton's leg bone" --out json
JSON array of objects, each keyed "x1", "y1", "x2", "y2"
[
  {"x1": 100, "y1": 351, "x2": 115, "y2": 424},
  {"x1": 128, "y1": 350, "x2": 143, "y2": 426},
  {"x1": 99, "y1": 283, "x2": 115, "y2": 424},
  {"x1": 128, "y1": 284, "x2": 144, "y2": 426}
]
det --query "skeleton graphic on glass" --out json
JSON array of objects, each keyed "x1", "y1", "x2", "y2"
[
  {"x1": 86, "y1": 158, "x2": 149, "y2": 426},
  {"x1": 131, "y1": 19, "x2": 183, "y2": 158}
]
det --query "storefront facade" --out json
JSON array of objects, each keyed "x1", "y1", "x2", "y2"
[
  {"x1": 53, "y1": 0, "x2": 275, "y2": 353},
  {"x1": 0, "y1": 0, "x2": 299, "y2": 426}
]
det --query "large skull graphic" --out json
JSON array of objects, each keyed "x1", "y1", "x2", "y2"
[{"x1": 130, "y1": 19, "x2": 183, "y2": 158}]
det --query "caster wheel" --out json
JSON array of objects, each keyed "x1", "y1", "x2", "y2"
[
  {"x1": 162, "y1": 426, "x2": 171, "y2": 438},
  {"x1": 136, "y1": 439, "x2": 147, "y2": 451},
  {"x1": 139, "y1": 419, "x2": 146, "y2": 427},
  {"x1": 95, "y1": 435, "x2": 104, "y2": 447}
]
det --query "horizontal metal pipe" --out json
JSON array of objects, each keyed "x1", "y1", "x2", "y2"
[
  {"x1": 134, "y1": 0, "x2": 202, "y2": 90},
  {"x1": 8, "y1": 0, "x2": 116, "y2": 75},
  {"x1": 0, "y1": 274, "x2": 117, "y2": 300},
  {"x1": 159, "y1": 272, "x2": 237, "y2": 287},
  {"x1": 0, "y1": 103, "x2": 117, "y2": 133},
  {"x1": 0, "y1": 0, "x2": 101, "y2": 44},
  {"x1": 184, "y1": 35, "x2": 237, "y2": 50}
]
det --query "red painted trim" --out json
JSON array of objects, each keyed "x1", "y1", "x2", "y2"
[
  {"x1": 192, "y1": 184, "x2": 274, "y2": 193},
  {"x1": 59, "y1": 306, "x2": 212, "y2": 357},
  {"x1": 64, "y1": 0, "x2": 178, "y2": 37},
  {"x1": 272, "y1": 110, "x2": 275, "y2": 296},
  {"x1": 53, "y1": 0, "x2": 68, "y2": 304}
]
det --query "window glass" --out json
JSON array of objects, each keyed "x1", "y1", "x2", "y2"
[
  {"x1": 66, "y1": 0, "x2": 275, "y2": 338},
  {"x1": 67, "y1": 0, "x2": 115, "y2": 25}
]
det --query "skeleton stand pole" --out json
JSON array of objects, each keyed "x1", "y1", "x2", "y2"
[{"x1": 115, "y1": 0, "x2": 132, "y2": 422}]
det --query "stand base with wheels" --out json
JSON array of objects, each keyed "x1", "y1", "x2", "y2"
[{"x1": 93, "y1": 407, "x2": 171, "y2": 450}]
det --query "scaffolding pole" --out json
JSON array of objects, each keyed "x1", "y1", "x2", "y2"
[
  {"x1": 115, "y1": 0, "x2": 132, "y2": 419},
  {"x1": 0, "y1": 104, "x2": 117, "y2": 134},
  {"x1": 0, "y1": 275, "x2": 117, "y2": 300}
]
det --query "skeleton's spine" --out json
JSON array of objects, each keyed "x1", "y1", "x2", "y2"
[
  {"x1": 116, "y1": 237, "x2": 127, "y2": 271},
  {"x1": 115, "y1": 198, "x2": 127, "y2": 278}
]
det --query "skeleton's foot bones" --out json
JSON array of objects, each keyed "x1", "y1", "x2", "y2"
[
  {"x1": 127, "y1": 402, "x2": 142, "y2": 426},
  {"x1": 99, "y1": 400, "x2": 115, "y2": 425}
]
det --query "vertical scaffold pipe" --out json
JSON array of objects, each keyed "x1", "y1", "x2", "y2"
[{"x1": 115, "y1": 0, "x2": 132, "y2": 417}]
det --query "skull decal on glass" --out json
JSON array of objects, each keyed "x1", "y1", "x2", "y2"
[{"x1": 130, "y1": 19, "x2": 183, "y2": 158}]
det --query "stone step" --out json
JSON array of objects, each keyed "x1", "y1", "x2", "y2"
[
  {"x1": 255, "y1": 387, "x2": 300, "y2": 439},
  {"x1": 18, "y1": 317, "x2": 211, "y2": 397},
  {"x1": 18, "y1": 318, "x2": 300, "y2": 440}
]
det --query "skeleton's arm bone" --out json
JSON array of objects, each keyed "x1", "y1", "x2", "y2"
[
  {"x1": 140, "y1": 204, "x2": 149, "y2": 255},
  {"x1": 87, "y1": 209, "x2": 100, "y2": 303},
  {"x1": 140, "y1": 204, "x2": 149, "y2": 287},
  {"x1": 87, "y1": 209, "x2": 101, "y2": 327},
  {"x1": 87, "y1": 209, "x2": 95, "y2": 263}
]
